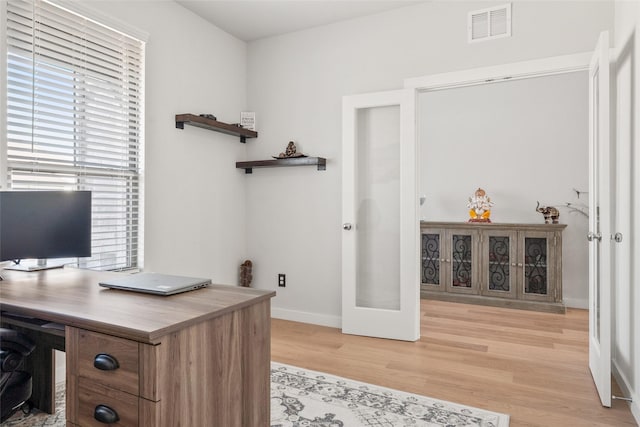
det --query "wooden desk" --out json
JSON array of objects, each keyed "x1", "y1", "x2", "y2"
[{"x1": 0, "y1": 268, "x2": 275, "y2": 426}]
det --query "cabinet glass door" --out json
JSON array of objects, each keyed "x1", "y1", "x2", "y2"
[
  {"x1": 421, "y1": 231, "x2": 443, "y2": 291},
  {"x1": 524, "y1": 237, "x2": 548, "y2": 295},
  {"x1": 447, "y1": 230, "x2": 478, "y2": 294},
  {"x1": 520, "y1": 233, "x2": 555, "y2": 302},
  {"x1": 482, "y1": 230, "x2": 517, "y2": 299}
]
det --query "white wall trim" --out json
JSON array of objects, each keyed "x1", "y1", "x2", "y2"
[
  {"x1": 612, "y1": 359, "x2": 639, "y2": 424},
  {"x1": 563, "y1": 297, "x2": 588, "y2": 310},
  {"x1": 272, "y1": 306, "x2": 341, "y2": 329},
  {"x1": 404, "y1": 52, "x2": 592, "y2": 91},
  {"x1": 612, "y1": 358, "x2": 633, "y2": 397}
]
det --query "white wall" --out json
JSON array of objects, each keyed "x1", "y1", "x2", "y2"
[
  {"x1": 247, "y1": 1, "x2": 614, "y2": 325},
  {"x1": 613, "y1": 1, "x2": 640, "y2": 423},
  {"x1": 418, "y1": 72, "x2": 589, "y2": 307},
  {"x1": 87, "y1": 1, "x2": 249, "y2": 285}
]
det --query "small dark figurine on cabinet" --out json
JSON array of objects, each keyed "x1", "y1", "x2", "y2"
[{"x1": 536, "y1": 201, "x2": 560, "y2": 224}]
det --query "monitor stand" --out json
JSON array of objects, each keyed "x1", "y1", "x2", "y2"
[{"x1": 4, "y1": 259, "x2": 65, "y2": 272}]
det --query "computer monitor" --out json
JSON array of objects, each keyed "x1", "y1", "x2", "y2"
[{"x1": 0, "y1": 190, "x2": 92, "y2": 271}]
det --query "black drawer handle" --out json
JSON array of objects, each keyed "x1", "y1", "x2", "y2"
[
  {"x1": 94, "y1": 353, "x2": 120, "y2": 371},
  {"x1": 94, "y1": 404, "x2": 120, "y2": 424}
]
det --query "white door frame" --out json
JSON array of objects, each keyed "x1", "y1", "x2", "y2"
[
  {"x1": 404, "y1": 52, "x2": 592, "y2": 91},
  {"x1": 341, "y1": 89, "x2": 420, "y2": 342},
  {"x1": 404, "y1": 49, "x2": 613, "y2": 405}
]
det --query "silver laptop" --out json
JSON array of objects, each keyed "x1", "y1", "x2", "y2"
[{"x1": 99, "y1": 272, "x2": 211, "y2": 296}]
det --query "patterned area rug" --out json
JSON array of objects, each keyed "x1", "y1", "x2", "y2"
[
  {"x1": 271, "y1": 362, "x2": 509, "y2": 426},
  {"x1": 2, "y1": 363, "x2": 509, "y2": 427}
]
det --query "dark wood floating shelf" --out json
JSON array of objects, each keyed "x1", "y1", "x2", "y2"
[
  {"x1": 175, "y1": 113, "x2": 258, "y2": 143},
  {"x1": 236, "y1": 157, "x2": 327, "y2": 174}
]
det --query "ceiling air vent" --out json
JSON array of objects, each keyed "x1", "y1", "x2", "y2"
[{"x1": 468, "y1": 4, "x2": 511, "y2": 43}]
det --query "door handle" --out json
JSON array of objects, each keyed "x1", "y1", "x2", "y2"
[
  {"x1": 613, "y1": 232, "x2": 623, "y2": 243},
  {"x1": 587, "y1": 232, "x2": 602, "y2": 242},
  {"x1": 343, "y1": 223, "x2": 352, "y2": 231}
]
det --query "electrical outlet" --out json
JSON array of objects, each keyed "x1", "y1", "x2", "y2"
[{"x1": 278, "y1": 274, "x2": 286, "y2": 287}]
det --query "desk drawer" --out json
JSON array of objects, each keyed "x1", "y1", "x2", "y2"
[
  {"x1": 77, "y1": 330, "x2": 139, "y2": 395},
  {"x1": 78, "y1": 378, "x2": 138, "y2": 427}
]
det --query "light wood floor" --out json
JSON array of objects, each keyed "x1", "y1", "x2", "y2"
[{"x1": 271, "y1": 299, "x2": 637, "y2": 427}]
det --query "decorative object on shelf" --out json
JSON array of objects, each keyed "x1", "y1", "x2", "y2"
[
  {"x1": 536, "y1": 201, "x2": 560, "y2": 224},
  {"x1": 273, "y1": 141, "x2": 307, "y2": 159},
  {"x1": 240, "y1": 260, "x2": 253, "y2": 287},
  {"x1": 240, "y1": 111, "x2": 255, "y2": 131},
  {"x1": 199, "y1": 113, "x2": 217, "y2": 120},
  {"x1": 467, "y1": 188, "x2": 494, "y2": 223}
]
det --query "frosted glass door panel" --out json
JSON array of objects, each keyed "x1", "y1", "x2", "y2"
[{"x1": 355, "y1": 106, "x2": 400, "y2": 310}]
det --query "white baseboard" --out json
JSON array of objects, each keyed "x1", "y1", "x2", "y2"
[
  {"x1": 271, "y1": 306, "x2": 341, "y2": 329},
  {"x1": 563, "y1": 297, "x2": 588, "y2": 309},
  {"x1": 632, "y1": 401, "x2": 640, "y2": 426},
  {"x1": 612, "y1": 359, "x2": 639, "y2": 426},
  {"x1": 273, "y1": 298, "x2": 590, "y2": 328},
  {"x1": 613, "y1": 359, "x2": 633, "y2": 397}
]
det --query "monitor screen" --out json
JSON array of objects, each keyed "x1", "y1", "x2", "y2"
[{"x1": 0, "y1": 190, "x2": 92, "y2": 263}]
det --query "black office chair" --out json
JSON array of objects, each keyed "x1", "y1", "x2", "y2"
[{"x1": 0, "y1": 328, "x2": 36, "y2": 422}]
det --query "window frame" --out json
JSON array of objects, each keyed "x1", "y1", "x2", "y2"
[{"x1": 2, "y1": 0, "x2": 147, "y2": 271}]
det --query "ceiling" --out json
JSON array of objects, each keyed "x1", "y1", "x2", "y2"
[{"x1": 176, "y1": 1, "x2": 424, "y2": 42}]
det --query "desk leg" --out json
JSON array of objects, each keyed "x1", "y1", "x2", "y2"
[{"x1": 23, "y1": 344, "x2": 56, "y2": 414}]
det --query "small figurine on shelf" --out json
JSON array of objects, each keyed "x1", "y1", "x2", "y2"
[
  {"x1": 199, "y1": 113, "x2": 217, "y2": 121},
  {"x1": 467, "y1": 188, "x2": 494, "y2": 223},
  {"x1": 273, "y1": 141, "x2": 307, "y2": 159}
]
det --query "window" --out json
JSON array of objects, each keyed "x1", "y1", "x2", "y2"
[{"x1": 4, "y1": 0, "x2": 145, "y2": 270}]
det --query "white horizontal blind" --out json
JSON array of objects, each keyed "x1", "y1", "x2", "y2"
[{"x1": 5, "y1": 0, "x2": 144, "y2": 270}]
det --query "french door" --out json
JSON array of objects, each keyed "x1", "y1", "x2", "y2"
[
  {"x1": 588, "y1": 30, "x2": 612, "y2": 408},
  {"x1": 341, "y1": 89, "x2": 420, "y2": 341}
]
